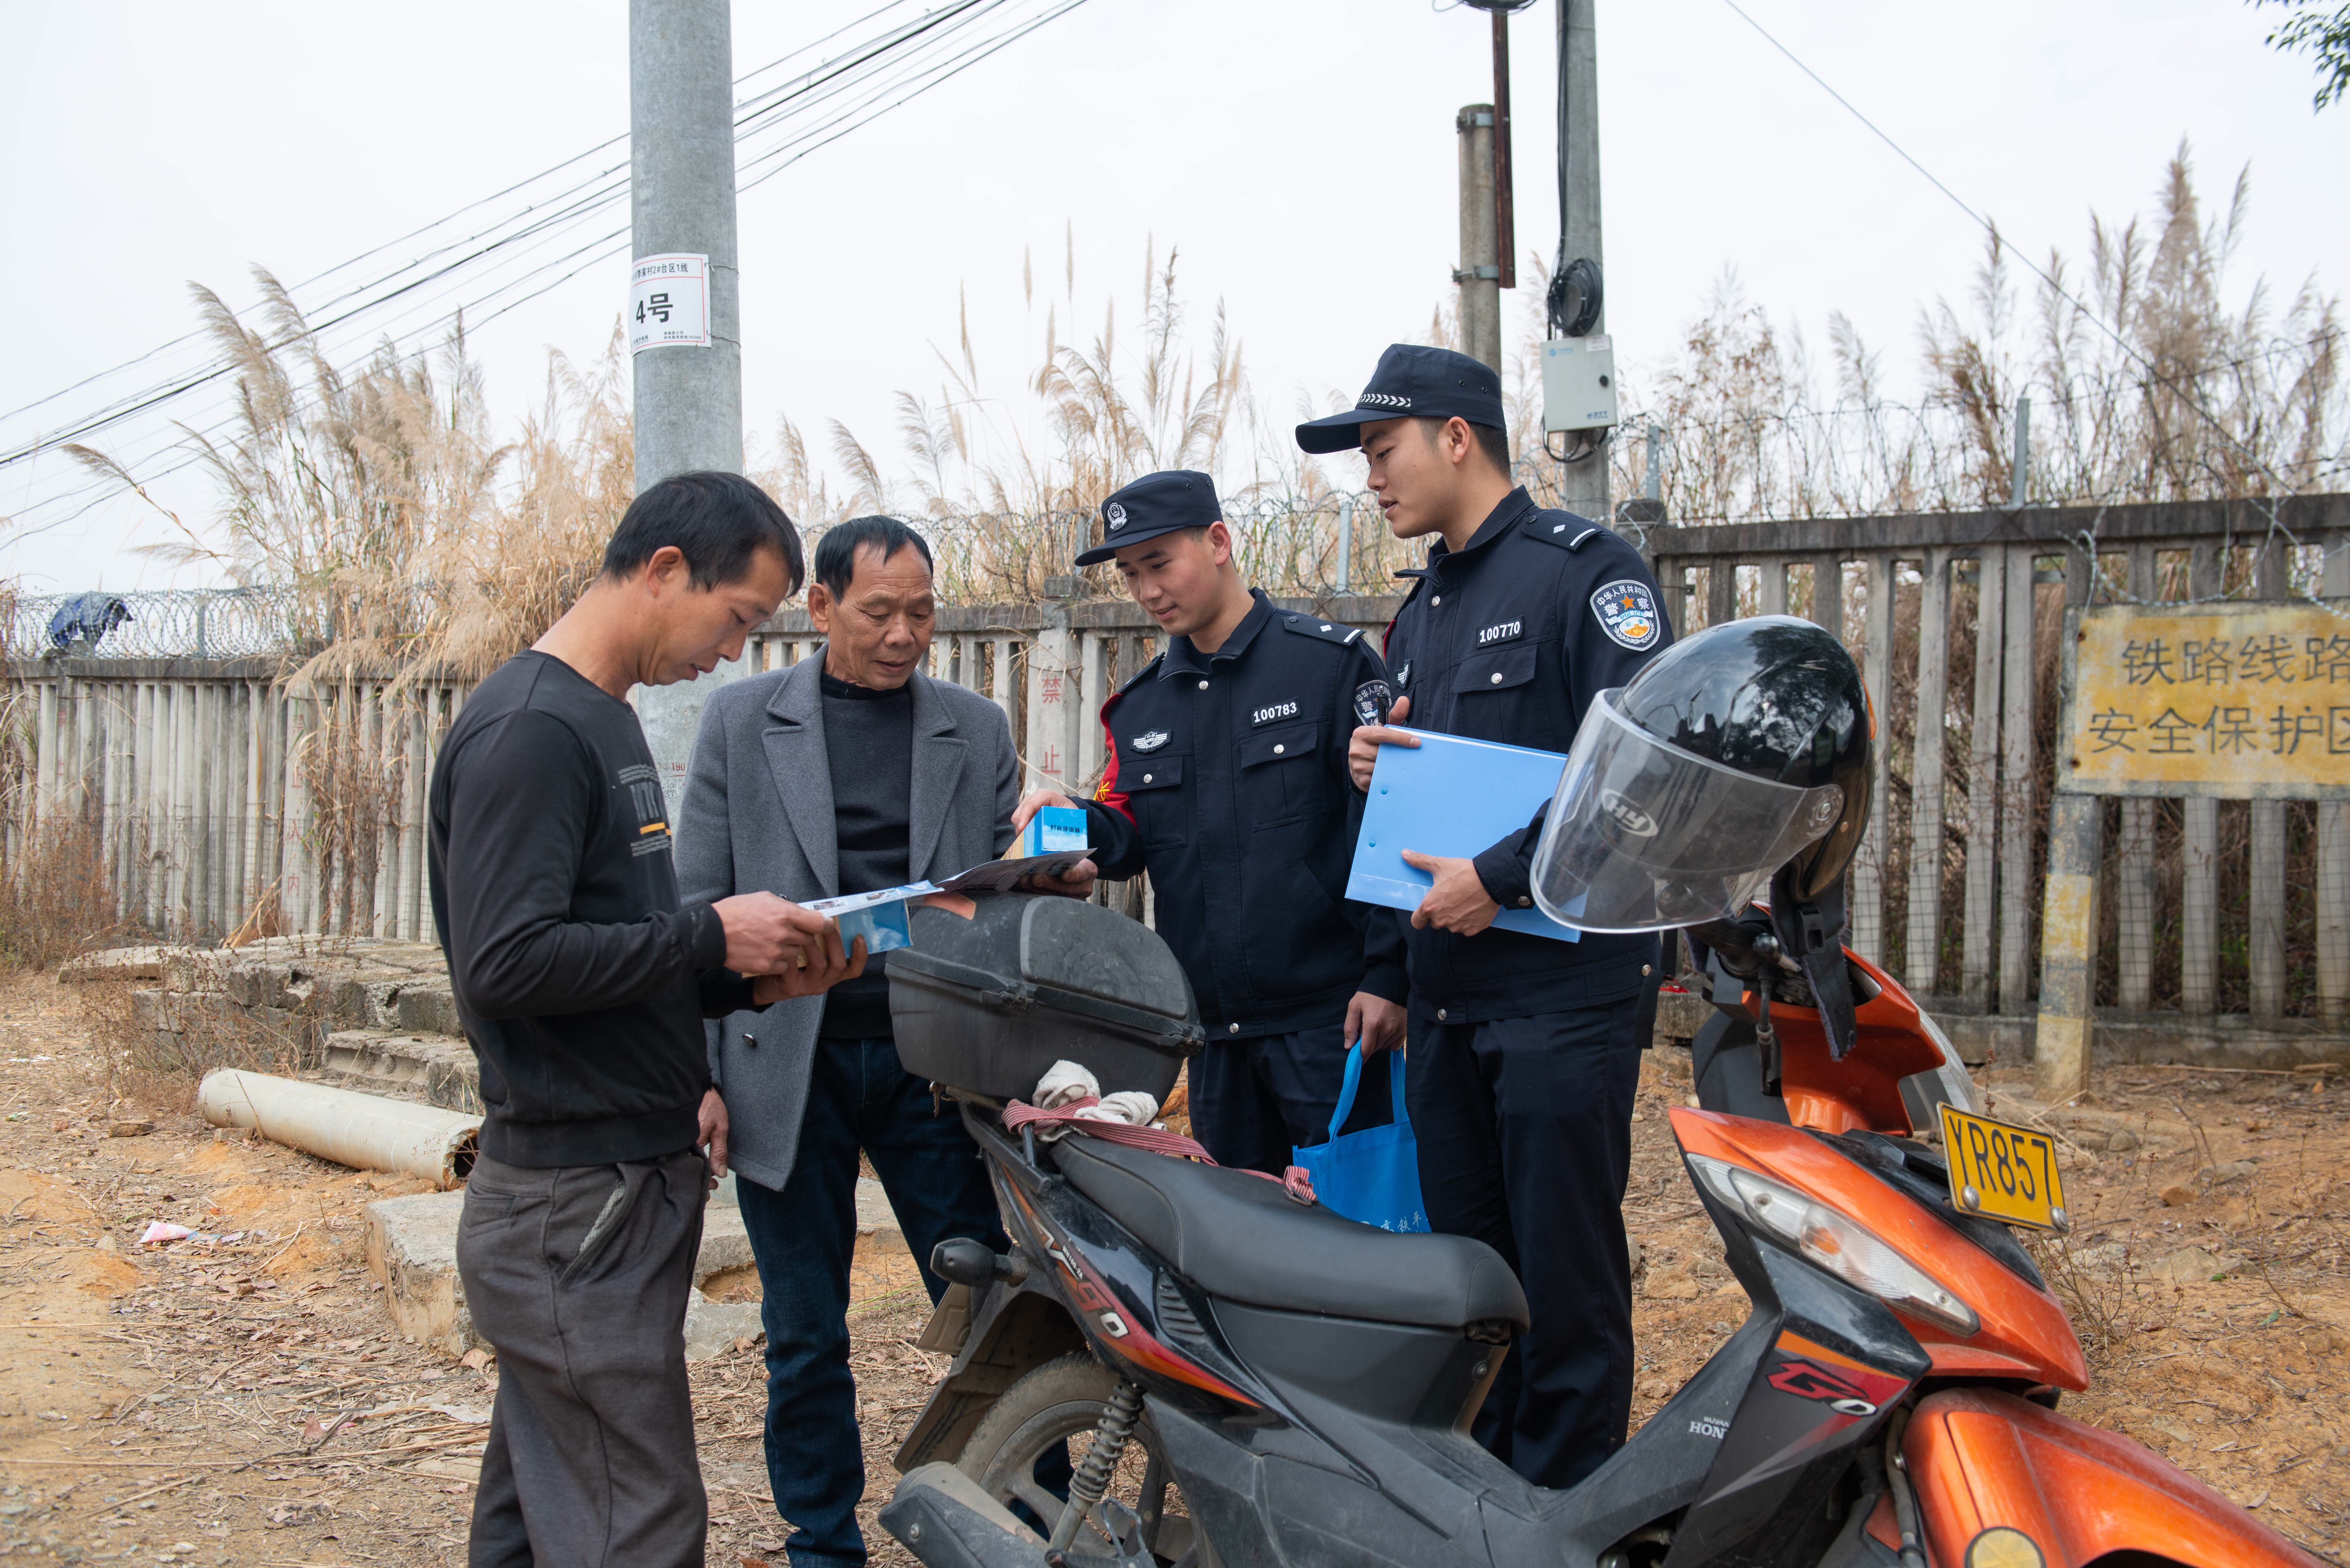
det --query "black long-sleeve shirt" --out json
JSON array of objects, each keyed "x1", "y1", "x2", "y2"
[
  {"x1": 816, "y1": 669, "x2": 913, "y2": 1039},
  {"x1": 427, "y1": 651, "x2": 755, "y2": 1167}
]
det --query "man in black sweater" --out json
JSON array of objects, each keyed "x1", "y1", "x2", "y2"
[{"x1": 428, "y1": 471, "x2": 863, "y2": 1568}]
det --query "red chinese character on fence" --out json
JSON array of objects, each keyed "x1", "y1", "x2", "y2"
[{"x1": 1041, "y1": 673, "x2": 1064, "y2": 704}]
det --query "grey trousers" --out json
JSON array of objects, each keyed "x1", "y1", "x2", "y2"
[{"x1": 455, "y1": 1148, "x2": 709, "y2": 1568}]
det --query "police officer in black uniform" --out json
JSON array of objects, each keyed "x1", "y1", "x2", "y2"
[
  {"x1": 1299, "y1": 344, "x2": 1674, "y2": 1490},
  {"x1": 1014, "y1": 470, "x2": 1410, "y2": 1174}
]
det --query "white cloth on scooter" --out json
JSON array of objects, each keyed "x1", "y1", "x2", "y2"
[
  {"x1": 1029, "y1": 1061, "x2": 1161, "y2": 1140},
  {"x1": 1035, "y1": 1059, "x2": 1099, "y2": 1110}
]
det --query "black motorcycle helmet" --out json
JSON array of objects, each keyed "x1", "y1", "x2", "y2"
[{"x1": 1531, "y1": 616, "x2": 1873, "y2": 932}]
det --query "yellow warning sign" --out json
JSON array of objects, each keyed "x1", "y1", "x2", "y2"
[{"x1": 2059, "y1": 600, "x2": 2350, "y2": 798}]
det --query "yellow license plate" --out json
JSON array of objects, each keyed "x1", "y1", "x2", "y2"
[{"x1": 1938, "y1": 1105, "x2": 2068, "y2": 1232}]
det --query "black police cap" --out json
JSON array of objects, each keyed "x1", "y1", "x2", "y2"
[
  {"x1": 1074, "y1": 470, "x2": 1222, "y2": 565},
  {"x1": 1294, "y1": 343, "x2": 1506, "y2": 455}
]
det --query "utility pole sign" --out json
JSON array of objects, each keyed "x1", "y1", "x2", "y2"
[{"x1": 628, "y1": 253, "x2": 712, "y2": 352}]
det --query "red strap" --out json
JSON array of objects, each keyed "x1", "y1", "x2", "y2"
[{"x1": 1003, "y1": 1098, "x2": 1318, "y2": 1206}]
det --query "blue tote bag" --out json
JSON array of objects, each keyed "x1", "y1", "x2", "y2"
[{"x1": 1291, "y1": 1046, "x2": 1429, "y2": 1233}]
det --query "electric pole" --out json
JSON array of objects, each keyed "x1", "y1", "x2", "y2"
[
  {"x1": 629, "y1": 0, "x2": 748, "y2": 819},
  {"x1": 1455, "y1": 104, "x2": 1501, "y2": 371},
  {"x1": 1555, "y1": 0, "x2": 1608, "y2": 521}
]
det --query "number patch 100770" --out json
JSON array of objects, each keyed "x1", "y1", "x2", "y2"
[{"x1": 1937, "y1": 1104, "x2": 2069, "y2": 1233}]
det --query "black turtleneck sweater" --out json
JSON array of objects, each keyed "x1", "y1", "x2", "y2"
[{"x1": 819, "y1": 668, "x2": 914, "y2": 1038}]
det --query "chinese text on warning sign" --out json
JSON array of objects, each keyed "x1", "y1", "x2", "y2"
[{"x1": 2060, "y1": 600, "x2": 2350, "y2": 798}]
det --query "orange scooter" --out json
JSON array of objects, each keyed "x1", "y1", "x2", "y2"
[{"x1": 1676, "y1": 910, "x2": 2319, "y2": 1568}]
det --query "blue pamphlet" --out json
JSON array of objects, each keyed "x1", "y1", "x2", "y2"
[
  {"x1": 1346, "y1": 729, "x2": 1581, "y2": 943},
  {"x1": 805, "y1": 886, "x2": 918, "y2": 955},
  {"x1": 1016, "y1": 805, "x2": 1090, "y2": 858},
  {"x1": 798, "y1": 845, "x2": 1096, "y2": 958}
]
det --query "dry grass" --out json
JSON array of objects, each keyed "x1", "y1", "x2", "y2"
[
  {"x1": 0, "y1": 670, "x2": 136, "y2": 970},
  {"x1": 1600, "y1": 144, "x2": 2343, "y2": 527},
  {"x1": 67, "y1": 278, "x2": 629, "y2": 690}
]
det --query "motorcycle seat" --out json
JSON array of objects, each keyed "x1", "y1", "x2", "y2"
[{"x1": 1050, "y1": 1135, "x2": 1529, "y2": 1331}]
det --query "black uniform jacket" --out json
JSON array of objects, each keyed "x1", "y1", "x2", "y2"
[
  {"x1": 1077, "y1": 590, "x2": 1408, "y2": 1039},
  {"x1": 1381, "y1": 487, "x2": 1675, "y2": 1022}
]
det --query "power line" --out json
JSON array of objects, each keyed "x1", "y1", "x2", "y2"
[
  {"x1": 0, "y1": 0, "x2": 1012, "y2": 460},
  {"x1": 0, "y1": 0, "x2": 931, "y2": 433},
  {"x1": 1, "y1": 0, "x2": 1088, "y2": 539}
]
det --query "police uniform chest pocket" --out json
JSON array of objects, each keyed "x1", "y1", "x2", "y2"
[
  {"x1": 1240, "y1": 722, "x2": 1322, "y2": 824},
  {"x1": 1455, "y1": 642, "x2": 1538, "y2": 694},
  {"x1": 1120, "y1": 756, "x2": 1188, "y2": 847}
]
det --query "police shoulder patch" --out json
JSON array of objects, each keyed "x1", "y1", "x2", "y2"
[
  {"x1": 1590, "y1": 579, "x2": 1663, "y2": 651},
  {"x1": 1528, "y1": 514, "x2": 1609, "y2": 552},
  {"x1": 1281, "y1": 613, "x2": 1362, "y2": 646}
]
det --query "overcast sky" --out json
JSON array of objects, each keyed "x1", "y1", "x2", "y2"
[{"x1": 4, "y1": 0, "x2": 2345, "y2": 593}]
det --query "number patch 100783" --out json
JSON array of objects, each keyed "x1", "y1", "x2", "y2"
[{"x1": 1937, "y1": 1104, "x2": 2069, "y2": 1233}]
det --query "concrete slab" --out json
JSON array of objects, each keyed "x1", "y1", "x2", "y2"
[{"x1": 366, "y1": 1190, "x2": 473, "y2": 1357}]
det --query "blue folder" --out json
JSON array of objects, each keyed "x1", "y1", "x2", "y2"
[{"x1": 1346, "y1": 729, "x2": 1582, "y2": 943}]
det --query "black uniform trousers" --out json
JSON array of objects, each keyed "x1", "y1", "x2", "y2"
[{"x1": 1406, "y1": 999, "x2": 1643, "y2": 1490}]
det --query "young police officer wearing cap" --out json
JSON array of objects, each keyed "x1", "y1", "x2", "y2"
[
  {"x1": 1300, "y1": 344, "x2": 1674, "y2": 1491},
  {"x1": 1014, "y1": 470, "x2": 1410, "y2": 1174}
]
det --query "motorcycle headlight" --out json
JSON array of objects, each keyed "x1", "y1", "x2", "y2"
[{"x1": 1687, "y1": 1154, "x2": 1979, "y2": 1337}]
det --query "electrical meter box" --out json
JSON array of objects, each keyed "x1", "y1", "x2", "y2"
[{"x1": 1542, "y1": 334, "x2": 1618, "y2": 433}]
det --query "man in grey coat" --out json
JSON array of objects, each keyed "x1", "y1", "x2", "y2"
[{"x1": 676, "y1": 516, "x2": 1090, "y2": 1568}]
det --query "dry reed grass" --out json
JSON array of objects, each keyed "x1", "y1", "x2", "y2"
[
  {"x1": 0, "y1": 642, "x2": 134, "y2": 968},
  {"x1": 1598, "y1": 144, "x2": 2343, "y2": 528}
]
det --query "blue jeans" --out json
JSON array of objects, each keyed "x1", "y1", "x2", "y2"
[{"x1": 736, "y1": 1035, "x2": 1006, "y2": 1568}]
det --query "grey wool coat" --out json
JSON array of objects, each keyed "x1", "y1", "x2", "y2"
[{"x1": 673, "y1": 656, "x2": 1020, "y2": 1192}]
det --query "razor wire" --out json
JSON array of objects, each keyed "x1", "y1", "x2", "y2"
[{"x1": 6, "y1": 587, "x2": 301, "y2": 662}]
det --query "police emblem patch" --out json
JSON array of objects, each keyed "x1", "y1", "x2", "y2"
[
  {"x1": 1591, "y1": 580, "x2": 1662, "y2": 651},
  {"x1": 1105, "y1": 501, "x2": 1128, "y2": 531},
  {"x1": 1352, "y1": 679, "x2": 1394, "y2": 727},
  {"x1": 1130, "y1": 729, "x2": 1170, "y2": 752}
]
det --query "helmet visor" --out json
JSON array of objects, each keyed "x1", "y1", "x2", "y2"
[{"x1": 1531, "y1": 690, "x2": 1845, "y2": 933}]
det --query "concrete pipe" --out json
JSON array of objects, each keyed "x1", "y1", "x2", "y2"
[{"x1": 198, "y1": 1069, "x2": 480, "y2": 1188}]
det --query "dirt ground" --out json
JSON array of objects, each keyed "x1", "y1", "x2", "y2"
[{"x1": 2, "y1": 971, "x2": 2346, "y2": 1565}]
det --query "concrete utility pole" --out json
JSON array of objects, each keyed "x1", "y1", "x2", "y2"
[
  {"x1": 1556, "y1": 0, "x2": 1608, "y2": 521},
  {"x1": 632, "y1": 0, "x2": 742, "y2": 488},
  {"x1": 1456, "y1": 104, "x2": 1502, "y2": 373},
  {"x1": 629, "y1": 0, "x2": 748, "y2": 820}
]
